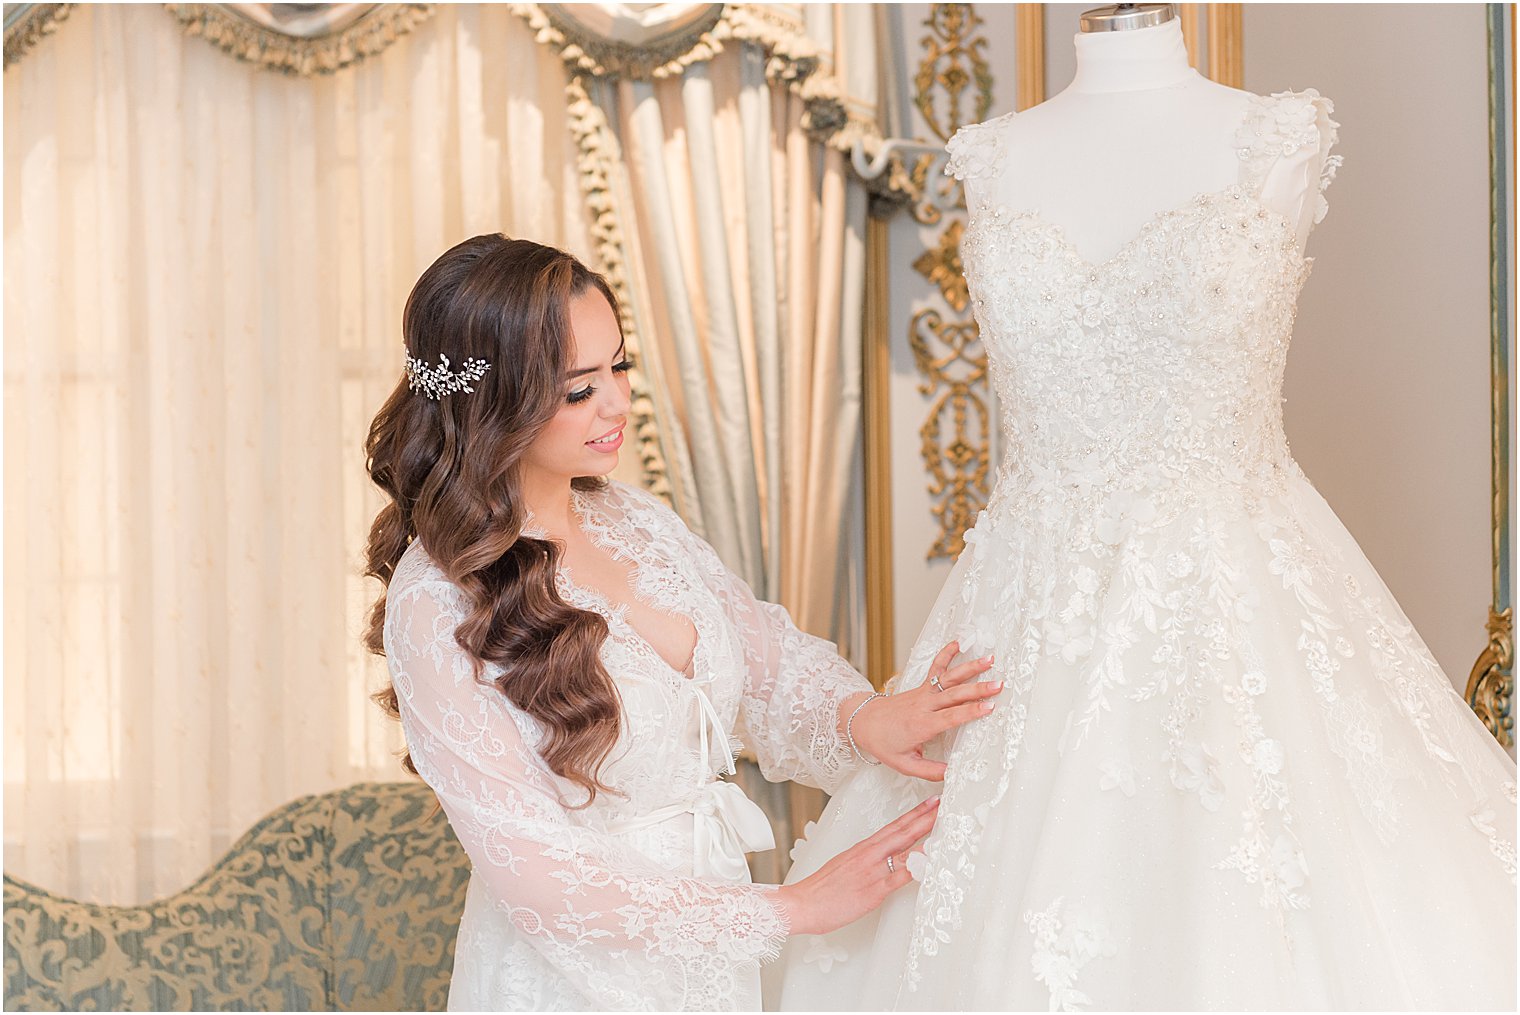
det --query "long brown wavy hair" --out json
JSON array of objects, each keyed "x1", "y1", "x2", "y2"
[{"x1": 364, "y1": 234, "x2": 623, "y2": 805}]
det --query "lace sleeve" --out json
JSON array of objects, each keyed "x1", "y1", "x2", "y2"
[
  {"x1": 729, "y1": 578, "x2": 875, "y2": 794},
  {"x1": 673, "y1": 527, "x2": 875, "y2": 794},
  {"x1": 385, "y1": 577, "x2": 790, "y2": 1011},
  {"x1": 1237, "y1": 88, "x2": 1341, "y2": 232}
]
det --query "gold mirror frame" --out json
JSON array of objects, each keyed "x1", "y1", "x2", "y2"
[{"x1": 1465, "y1": 3, "x2": 1515, "y2": 750}]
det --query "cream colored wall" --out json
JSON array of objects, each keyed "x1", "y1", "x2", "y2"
[
  {"x1": 882, "y1": 3, "x2": 1494, "y2": 692},
  {"x1": 1242, "y1": 3, "x2": 1492, "y2": 691}
]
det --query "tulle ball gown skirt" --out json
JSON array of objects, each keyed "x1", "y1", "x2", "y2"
[{"x1": 771, "y1": 463, "x2": 1516, "y2": 1012}]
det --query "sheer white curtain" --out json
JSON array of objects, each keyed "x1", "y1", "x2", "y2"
[
  {"x1": 588, "y1": 4, "x2": 875, "y2": 651},
  {"x1": 3, "y1": 4, "x2": 590, "y2": 904},
  {"x1": 569, "y1": 5, "x2": 881, "y2": 869}
]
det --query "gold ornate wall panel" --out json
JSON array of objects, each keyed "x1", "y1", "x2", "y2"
[
  {"x1": 910, "y1": 309, "x2": 991, "y2": 560},
  {"x1": 913, "y1": 5, "x2": 993, "y2": 152},
  {"x1": 912, "y1": 3, "x2": 993, "y2": 561}
]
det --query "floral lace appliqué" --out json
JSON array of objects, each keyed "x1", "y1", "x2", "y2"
[
  {"x1": 1236, "y1": 88, "x2": 1341, "y2": 224},
  {"x1": 1025, "y1": 897, "x2": 1116, "y2": 1012},
  {"x1": 893, "y1": 86, "x2": 1510, "y2": 988}
]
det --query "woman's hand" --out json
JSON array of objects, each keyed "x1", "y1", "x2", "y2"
[
  {"x1": 773, "y1": 796, "x2": 940, "y2": 936},
  {"x1": 845, "y1": 641, "x2": 999, "y2": 781}
]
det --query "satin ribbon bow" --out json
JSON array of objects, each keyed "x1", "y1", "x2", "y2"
[
  {"x1": 602, "y1": 670, "x2": 775, "y2": 881},
  {"x1": 689, "y1": 779, "x2": 776, "y2": 882},
  {"x1": 604, "y1": 780, "x2": 776, "y2": 883}
]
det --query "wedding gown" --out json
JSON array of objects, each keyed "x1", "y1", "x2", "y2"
[
  {"x1": 385, "y1": 480, "x2": 871, "y2": 1010},
  {"x1": 772, "y1": 90, "x2": 1517, "y2": 1011}
]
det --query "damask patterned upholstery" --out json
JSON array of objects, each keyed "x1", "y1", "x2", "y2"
[{"x1": 3, "y1": 781, "x2": 470, "y2": 1011}]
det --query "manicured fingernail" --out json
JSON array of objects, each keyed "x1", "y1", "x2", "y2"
[
  {"x1": 982, "y1": 702, "x2": 995, "y2": 712},
  {"x1": 928, "y1": 794, "x2": 941, "y2": 804},
  {"x1": 992, "y1": 681, "x2": 1004, "y2": 691}
]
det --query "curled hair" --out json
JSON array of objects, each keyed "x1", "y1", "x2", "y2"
[{"x1": 363, "y1": 234, "x2": 623, "y2": 805}]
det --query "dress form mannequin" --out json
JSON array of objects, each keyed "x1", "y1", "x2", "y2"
[{"x1": 977, "y1": 14, "x2": 1332, "y2": 258}]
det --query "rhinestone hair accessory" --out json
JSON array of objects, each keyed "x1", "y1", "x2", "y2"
[{"x1": 404, "y1": 351, "x2": 492, "y2": 400}]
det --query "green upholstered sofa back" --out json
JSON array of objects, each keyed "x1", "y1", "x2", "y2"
[{"x1": 3, "y1": 781, "x2": 470, "y2": 1011}]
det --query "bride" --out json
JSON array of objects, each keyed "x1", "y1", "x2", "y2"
[
  {"x1": 773, "y1": 13, "x2": 1516, "y2": 1012},
  {"x1": 362, "y1": 234, "x2": 1001, "y2": 1010}
]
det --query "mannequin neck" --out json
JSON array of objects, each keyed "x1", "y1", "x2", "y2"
[{"x1": 1069, "y1": 19, "x2": 1197, "y2": 93}]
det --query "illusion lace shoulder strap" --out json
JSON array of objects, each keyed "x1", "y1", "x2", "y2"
[
  {"x1": 944, "y1": 111, "x2": 1017, "y2": 183},
  {"x1": 1234, "y1": 88, "x2": 1343, "y2": 225}
]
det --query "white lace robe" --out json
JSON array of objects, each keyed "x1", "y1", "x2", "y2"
[{"x1": 384, "y1": 480, "x2": 872, "y2": 1011}]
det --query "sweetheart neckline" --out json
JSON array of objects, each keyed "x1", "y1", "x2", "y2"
[{"x1": 975, "y1": 183, "x2": 1312, "y2": 276}]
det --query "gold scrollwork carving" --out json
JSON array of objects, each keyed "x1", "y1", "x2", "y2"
[
  {"x1": 914, "y1": 4, "x2": 992, "y2": 145},
  {"x1": 1467, "y1": 607, "x2": 1514, "y2": 749},
  {"x1": 910, "y1": 4, "x2": 993, "y2": 226},
  {"x1": 912, "y1": 4, "x2": 993, "y2": 560},
  {"x1": 912, "y1": 219, "x2": 968, "y2": 313},
  {"x1": 910, "y1": 309, "x2": 991, "y2": 560},
  {"x1": 1470, "y1": 4, "x2": 1514, "y2": 747},
  {"x1": 3, "y1": 4, "x2": 72, "y2": 69}
]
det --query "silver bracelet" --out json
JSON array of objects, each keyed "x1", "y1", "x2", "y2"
[{"x1": 846, "y1": 692, "x2": 885, "y2": 766}]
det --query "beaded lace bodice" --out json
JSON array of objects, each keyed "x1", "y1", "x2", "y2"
[
  {"x1": 949, "y1": 90, "x2": 1342, "y2": 530},
  {"x1": 384, "y1": 480, "x2": 871, "y2": 1010}
]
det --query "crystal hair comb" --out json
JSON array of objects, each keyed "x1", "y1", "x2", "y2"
[{"x1": 404, "y1": 352, "x2": 492, "y2": 400}]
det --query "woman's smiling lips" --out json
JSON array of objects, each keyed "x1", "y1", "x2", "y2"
[{"x1": 586, "y1": 424, "x2": 625, "y2": 453}]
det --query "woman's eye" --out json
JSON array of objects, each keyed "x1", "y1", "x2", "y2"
[
  {"x1": 568, "y1": 385, "x2": 595, "y2": 404},
  {"x1": 612, "y1": 358, "x2": 634, "y2": 374}
]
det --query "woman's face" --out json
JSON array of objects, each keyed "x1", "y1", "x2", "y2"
[{"x1": 521, "y1": 287, "x2": 632, "y2": 487}]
